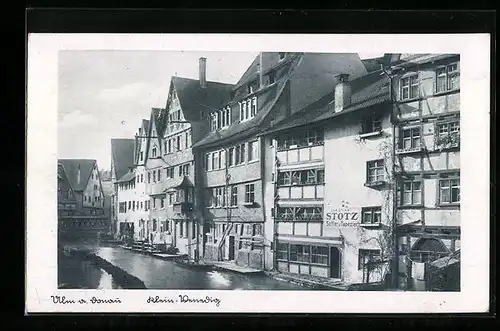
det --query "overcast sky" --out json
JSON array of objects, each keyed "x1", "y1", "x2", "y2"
[{"x1": 58, "y1": 51, "x2": 383, "y2": 170}]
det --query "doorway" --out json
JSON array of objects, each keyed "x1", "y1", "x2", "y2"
[
  {"x1": 228, "y1": 236, "x2": 235, "y2": 261},
  {"x1": 330, "y1": 247, "x2": 341, "y2": 279}
]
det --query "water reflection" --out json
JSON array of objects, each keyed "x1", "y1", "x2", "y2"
[{"x1": 95, "y1": 246, "x2": 306, "y2": 290}]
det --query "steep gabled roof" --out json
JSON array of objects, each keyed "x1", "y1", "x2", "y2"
[
  {"x1": 134, "y1": 119, "x2": 150, "y2": 164},
  {"x1": 116, "y1": 169, "x2": 136, "y2": 183},
  {"x1": 171, "y1": 76, "x2": 234, "y2": 121},
  {"x1": 111, "y1": 138, "x2": 135, "y2": 180},
  {"x1": 193, "y1": 52, "x2": 369, "y2": 149},
  {"x1": 258, "y1": 70, "x2": 391, "y2": 136},
  {"x1": 58, "y1": 159, "x2": 97, "y2": 191}
]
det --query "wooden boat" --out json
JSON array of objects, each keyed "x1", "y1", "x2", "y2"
[{"x1": 173, "y1": 258, "x2": 213, "y2": 271}]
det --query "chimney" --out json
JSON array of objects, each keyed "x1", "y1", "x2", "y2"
[
  {"x1": 77, "y1": 164, "x2": 81, "y2": 185},
  {"x1": 334, "y1": 73, "x2": 351, "y2": 112},
  {"x1": 199, "y1": 57, "x2": 207, "y2": 88}
]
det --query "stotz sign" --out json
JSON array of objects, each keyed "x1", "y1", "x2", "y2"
[{"x1": 325, "y1": 200, "x2": 360, "y2": 227}]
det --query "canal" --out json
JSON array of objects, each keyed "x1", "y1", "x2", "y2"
[{"x1": 92, "y1": 246, "x2": 306, "y2": 290}]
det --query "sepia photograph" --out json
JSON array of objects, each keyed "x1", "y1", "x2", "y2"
[
  {"x1": 26, "y1": 33, "x2": 490, "y2": 313},
  {"x1": 57, "y1": 50, "x2": 461, "y2": 292}
]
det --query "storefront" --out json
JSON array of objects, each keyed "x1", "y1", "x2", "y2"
[{"x1": 275, "y1": 236, "x2": 343, "y2": 279}]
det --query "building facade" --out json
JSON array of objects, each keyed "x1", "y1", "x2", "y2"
[
  {"x1": 57, "y1": 159, "x2": 109, "y2": 240},
  {"x1": 193, "y1": 52, "x2": 369, "y2": 270},
  {"x1": 390, "y1": 54, "x2": 461, "y2": 289},
  {"x1": 261, "y1": 67, "x2": 394, "y2": 285},
  {"x1": 110, "y1": 138, "x2": 135, "y2": 238}
]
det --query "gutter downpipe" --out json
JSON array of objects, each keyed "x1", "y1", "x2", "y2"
[{"x1": 381, "y1": 64, "x2": 399, "y2": 289}]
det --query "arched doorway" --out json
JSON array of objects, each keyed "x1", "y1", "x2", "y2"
[
  {"x1": 330, "y1": 247, "x2": 341, "y2": 278},
  {"x1": 410, "y1": 238, "x2": 450, "y2": 263}
]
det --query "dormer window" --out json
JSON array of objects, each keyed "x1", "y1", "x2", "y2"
[
  {"x1": 210, "y1": 106, "x2": 231, "y2": 132},
  {"x1": 152, "y1": 147, "x2": 157, "y2": 158},
  {"x1": 279, "y1": 52, "x2": 286, "y2": 60},
  {"x1": 239, "y1": 97, "x2": 258, "y2": 122}
]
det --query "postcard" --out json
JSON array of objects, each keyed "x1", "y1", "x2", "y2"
[{"x1": 26, "y1": 33, "x2": 490, "y2": 313}]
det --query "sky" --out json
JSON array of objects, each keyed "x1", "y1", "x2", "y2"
[{"x1": 58, "y1": 51, "x2": 384, "y2": 170}]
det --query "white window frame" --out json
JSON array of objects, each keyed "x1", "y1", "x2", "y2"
[
  {"x1": 248, "y1": 140, "x2": 259, "y2": 162},
  {"x1": 401, "y1": 126, "x2": 421, "y2": 150},
  {"x1": 400, "y1": 74, "x2": 419, "y2": 101},
  {"x1": 367, "y1": 160, "x2": 385, "y2": 184},
  {"x1": 401, "y1": 180, "x2": 422, "y2": 206},
  {"x1": 245, "y1": 184, "x2": 255, "y2": 203},
  {"x1": 439, "y1": 177, "x2": 460, "y2": 205}
]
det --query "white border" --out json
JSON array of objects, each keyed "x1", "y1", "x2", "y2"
[{"x1": 26, "y1": 34, "x2": 491, "y2": 313}]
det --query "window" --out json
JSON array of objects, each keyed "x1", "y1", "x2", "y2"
[
  {"x1": 277, "y1": 129, "x2": 324, "y2": 150},
  {"x1": 358, "y1": 249, "x2": 381, "y2": 270},
  {"x1": 147, "y1": 172, "x2": 151, "y2": 183},
  {"x1": 439, "y1": 178, "x2": 460, "y2": 204},
  {"x1": 248, "y1": 140, "x2": 259, "y2": 161},
  {"x1": 361, "y1": 207, "x2": 382, "y2": 224},
  {"x1": 213, "y1": 151, "x2": 220, "y2": 170},
  {"x1": 185, "y1": 131, "x2": 189, "y2": 149},
  {"x1": 140, "y1": 152, "x2": 143, "y2": 161},
  {"x1": 176, "y1": 136, "x2": 181, "y2": 151},
  {"x1": 230, "y1": 186, "x2": 238, "y2": 206},
  {"x1": 276, "y1": 243, "x2": 288, "y2": 260},
  {"x1": 182, "y1": 163, "x2": 190, "y2": 176},
  {"x1": 157, "y1": 169, "x2": 161, "y2": 181},
  {"x1": 153, "y1": 171, "x2": 156, "y2": 182},
  {"x1": 215, "y1": 187, "x2": 224, "y2": 207},
  {"x1": 367, "y1": 160, "x2": 385, "y2": 184},
  {"x1": 179, "y1": 221, "x2": 184, "y2": 237},
  {"x1": 436, "y1": 121, "x2": 460, "y2": 148},
  {"x1": 278, "y1": 169, "x2": 325, "y2": 186},
  {"x1": 401, "y1": 180, "x2": 422, "y2": 205},
  {"x1": 311, "y1": 246, "x2": 328, "y2": 265},
  {"x1": 152, "y1": 147, "x2": 157, "y2": 157},
  {"x1": 361, "y1": 114, "x2": 382, "y2": 134},
  {"x1": 152, "y1": 198, "x2": 156, "y2": 209},
  {"x1": 206, "y1": 153, "x2": 213, "y2": 171},
  {"x1": 210, "y1": 113, "x2": 218, "y2": 132},
  {"x1": 239, "y1": 97, "x2": 258, "y2": 122},
  {"x1": 128, "y1": 201, "x2": 131, "y2": 210},
  {"x1": 251, "y1": 97, "x2": 257, "y2": 117},
  {"x1": 167, "y1": 139, "x2": 172, "y2": 154},
  {"x1": 245, "y1": 184, "x2": 255, "y2": 204},
  {"x1": 168, "y1": 193, "x2": 175, "y2": 205},
  {"x1": 290, "y1": 244, "x2": 310, "y2": 263},
  {"x1": 228, "y1": 147, "x2": 235, "y2": 167},
  {"x1": 401, "y1": 127, "x2": 421, "y2": 150},
  {"x1": 279, "y1": 52, "x2": 286, "y2": 60},
  {"x1": 436, "y1": 63, "x2": 460, "y2": 93},
  {"x1": 278, "y1": 171, "x2": 291, "y2": 185},
  {"x1": 94, "y1": 184, "x2": 98, "y2": 190},
  {"x1": 400, "y1": 74, "x2": 419, "y2": 100},
  {"x1": 160, "y1": 198, "x2": 165, "y2": 208},
  {"x1": 140, "y1": 201, "x2": 143, "y2": 209},
  {"x1": 178, "y1": 165, "x2": 182, "y2": 177}
]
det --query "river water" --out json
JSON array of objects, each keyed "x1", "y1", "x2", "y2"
[{"x1": 93, "y1": 246, "x2": 306, "y2": 290}]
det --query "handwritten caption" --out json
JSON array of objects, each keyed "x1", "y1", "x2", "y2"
[{"x1": 50, "y1": 295, "x2": 221, "y2": 307}]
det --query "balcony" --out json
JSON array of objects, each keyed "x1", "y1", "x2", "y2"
[{"x1": 172, "y1": 201, "x2": 193, "y2": 214}]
